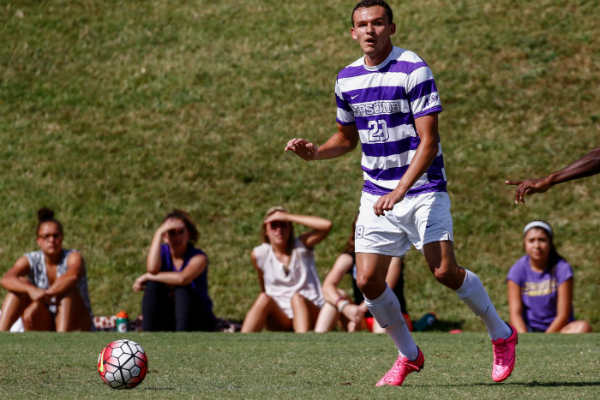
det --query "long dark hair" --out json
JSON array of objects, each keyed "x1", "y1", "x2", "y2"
[
  {"x1": 36, "y1": 207, "x2": 63, "y2": 236},
  {"x1": 163, "y1": 209, "x2": 199, "y2": 244}
]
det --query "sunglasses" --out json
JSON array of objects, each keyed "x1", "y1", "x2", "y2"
[
  {"x1": 39, "y1": 233, "x2": 62, "y2": 240},
  {"x1": 167, "y1": 228, "x2": 186, "y2": 236},
  {"x1": 268, "y1": 221, "x2": 289, "y2": 230}
]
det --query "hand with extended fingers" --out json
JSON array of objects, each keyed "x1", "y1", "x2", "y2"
[{"x1": 284, "y1": 138, "x2": 318, "y2": 161}]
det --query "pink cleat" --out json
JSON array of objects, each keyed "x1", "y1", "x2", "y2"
[
  {"x1": 375, "y1": 348, "x2": 424, "y2": 387},
  {"x1": 491, "y1": 324, "x2": 518, "y2": 382}
]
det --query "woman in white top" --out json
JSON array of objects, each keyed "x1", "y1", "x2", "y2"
[{"x1": 241, "y1": 207, "x2": 332, "y2": 333}]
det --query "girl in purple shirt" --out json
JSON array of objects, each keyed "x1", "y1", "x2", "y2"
[
  {"x1": 133, "y1": 210, "x2": 216, "y2": 331},
  {"x1": 507, "y1": 221, "x2": 591, "y2": 334}
]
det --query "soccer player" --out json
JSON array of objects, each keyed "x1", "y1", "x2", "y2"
[
  {"x1": 505, "y1": 147, "x2": 600, "y2": 204},
  {"x1": 285, "y1": 0, "x2": 516, "y2": 386}
]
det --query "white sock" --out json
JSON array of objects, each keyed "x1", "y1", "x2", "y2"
[
  {"x1": 364, "y1": 285, "x2": 418, "y2": 360},
  {"x1": 456, "y1": 269, "x2": 511, "y2": 340}
]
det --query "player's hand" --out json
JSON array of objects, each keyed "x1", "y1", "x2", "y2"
[
  {"x1": 28, "y1": 286, "x2": 49, "y2": 302},
  {"x1": 264, "y1": 210, "x2": 289, "y2": 225},
  {"x1": 156, "y1": 218, "x2": 187, "y2": 242},
  {"x1": 373, "y1": 190, "x2": 405, "y2": 216},
  {"x1": 132, "y1": 274, "x2": 149, "y2": 292},
  {"x1": 342, "y1": 303, "x2": 366, "y2": 325},
  {"x1": 284, "y1": 138, "x2": 318, "y2": 161},
  {"x1": 158, "y1": 218, "x2": 185, "y2": 234},
  {"x1": 505, "y1": 177, "x2": 552, "y2": 204}
]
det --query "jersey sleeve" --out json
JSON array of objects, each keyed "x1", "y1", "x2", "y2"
[
  {"x1": 554, "y1": 259, "x2": 574, "y2": 285},
  {"x1": 405, "y1": 57, "x2": 443, "y2": 118},
  {"x1": 506, "y1": 261, "x2": 524, "y2": 286},
  {"x1": 335, "y1": 78, "x2": 355, "y2": 125}
]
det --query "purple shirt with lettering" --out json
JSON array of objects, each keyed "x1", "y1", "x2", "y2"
[
  {"x1": 335, "y1": 46, "x2": 445, "y2": 197},
  {"x1": 506, "y1": 255, "x2": 574, "y2": 331}
]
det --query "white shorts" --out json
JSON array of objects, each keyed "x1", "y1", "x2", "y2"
[{"x1": 355, "y1": 191, "x2": 454, "y2": 256}]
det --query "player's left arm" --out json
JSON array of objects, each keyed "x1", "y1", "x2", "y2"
[
  {"x1": 384, "y1": 256, "x2": 403, "y2": 289},
  {"x1": 138, "y1": 254, "x2": 208, "y2": 287},
  {"x1": 46, "y1": 251, "x2": 84, "y2": 298},
  {"x1": 373, "y1": 113, "x2": 440, "y2": 216},
  {"x1": 545, "y1": 278, "x2": 573, "y2": 333}
]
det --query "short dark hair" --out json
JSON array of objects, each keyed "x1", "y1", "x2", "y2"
[{"x1": 351, "y1": 0, "x2": 394, "y2": 26}]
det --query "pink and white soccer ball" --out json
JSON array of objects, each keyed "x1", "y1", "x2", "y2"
[{"x1": 97, "y1": 339, "x2": 148, "y2": 389}]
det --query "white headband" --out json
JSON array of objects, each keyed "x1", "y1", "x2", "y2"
[{"x1": 523, "y1": 221, "x2": 553, "y2": 237}]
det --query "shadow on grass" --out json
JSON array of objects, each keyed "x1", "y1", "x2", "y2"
[
  {"x1": 412, "y1": 318, "x2": 464, "y2": 332},
  {"x1": 505, "y1": 381, "x2": 600, "y2": 388},
  {"x1": 418, "y1": 381, "x2": 600, "y2": 388},
  {"x1": 428, "y1": 319, "x2": 464, "y2": 332}
]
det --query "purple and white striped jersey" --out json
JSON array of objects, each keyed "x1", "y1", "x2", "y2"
[{"x1": 335, "y1": 46, "x2": 446, "y2": 196}]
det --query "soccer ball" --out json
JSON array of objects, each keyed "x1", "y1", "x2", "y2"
[{"x1": 97, "y1": 339, "x2": 148, "y2": 389}]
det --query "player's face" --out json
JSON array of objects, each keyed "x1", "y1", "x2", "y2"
[
  {"x1": 523, "y1": 228, "x2": 551, "y2": 265},
  {"x1": 164, "y1": 218, "x2": 190, "y2": 253},
  {"x1": 265, "y1": 220, "x2": 291, "y2": 247},
  {"x1": 351, "y1": 6, "x2": 395, "y2": 66},
  {"x1": 37, "y1": 222, "x2": 63, "y2": 256}
]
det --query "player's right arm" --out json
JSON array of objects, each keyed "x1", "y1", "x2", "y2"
[
  {"x1": 507, "y1": 280, "x2": 527, "y2": 333},
  {"x1": 250, "y1": 250, "x2": 267, "y2": 293},
  {"x1": 145, "y1": 219, "x2": 181, "y2": 274},
  {"x1": 505, "y1": 147, "x2": 600, "y2": 203},
  {"x1": 0, "y1": 256, "x2": 47, "y2": 302},
  {"x1": 285, "y1": 123, "x2": 359, "y2": 161}
]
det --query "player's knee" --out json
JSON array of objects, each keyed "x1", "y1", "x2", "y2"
[
  {"x1": 432, "y1": 262, "x2": 463, "y2": 288},
  {"x1": 22, "y1": 302, "x2": 43, "y2": 329},
  {"x1": 355, "y1": 272, "x2": 378, "y2": 294},
  {"x1": 432, "y1": 265, "x2": 452, "y2": 284},
  {"x1": 256, "y1": 292, "x2": 274, "y2": 306},
  {"x1": 291, "y1": 292, "x2": 308, "y2": 307},
  {"x1": 574, "y1": 320, "x2": 592, "y2": 333}
]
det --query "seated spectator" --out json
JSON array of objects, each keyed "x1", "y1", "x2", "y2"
[
  {"x1": 133, "y1": 209, "x2": 216, "y2": 331},
  {"x1": 0, "y1": 208, "x2": 93, "y2": 331},
  {"x1": 315, "y1": 216, "x2": 411, "y2": 333},
  {"x1": 507, "y1": 220, "x2": 591, "y2": 334},
  {"x1": 241, "y1": 207, "x2": 332, "y2": 333}
]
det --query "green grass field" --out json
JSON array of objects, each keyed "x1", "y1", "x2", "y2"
[
  {"x1": 1, "y1": 1, "x2": 599, "y2": 329},
  {"x1": 0, "y1": 332, "x2": 599, "y2": 399}
]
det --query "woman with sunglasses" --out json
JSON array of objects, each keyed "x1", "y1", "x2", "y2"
[
  {"x1": 241, "y1": 207, "x2": 332, "y2": 333},
  {"x1": 0, "y1": 208, "x2": 93, "y2": 331},
  {"x1": 133, "y1": 209, "x2": 217, "y2": 331}
]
